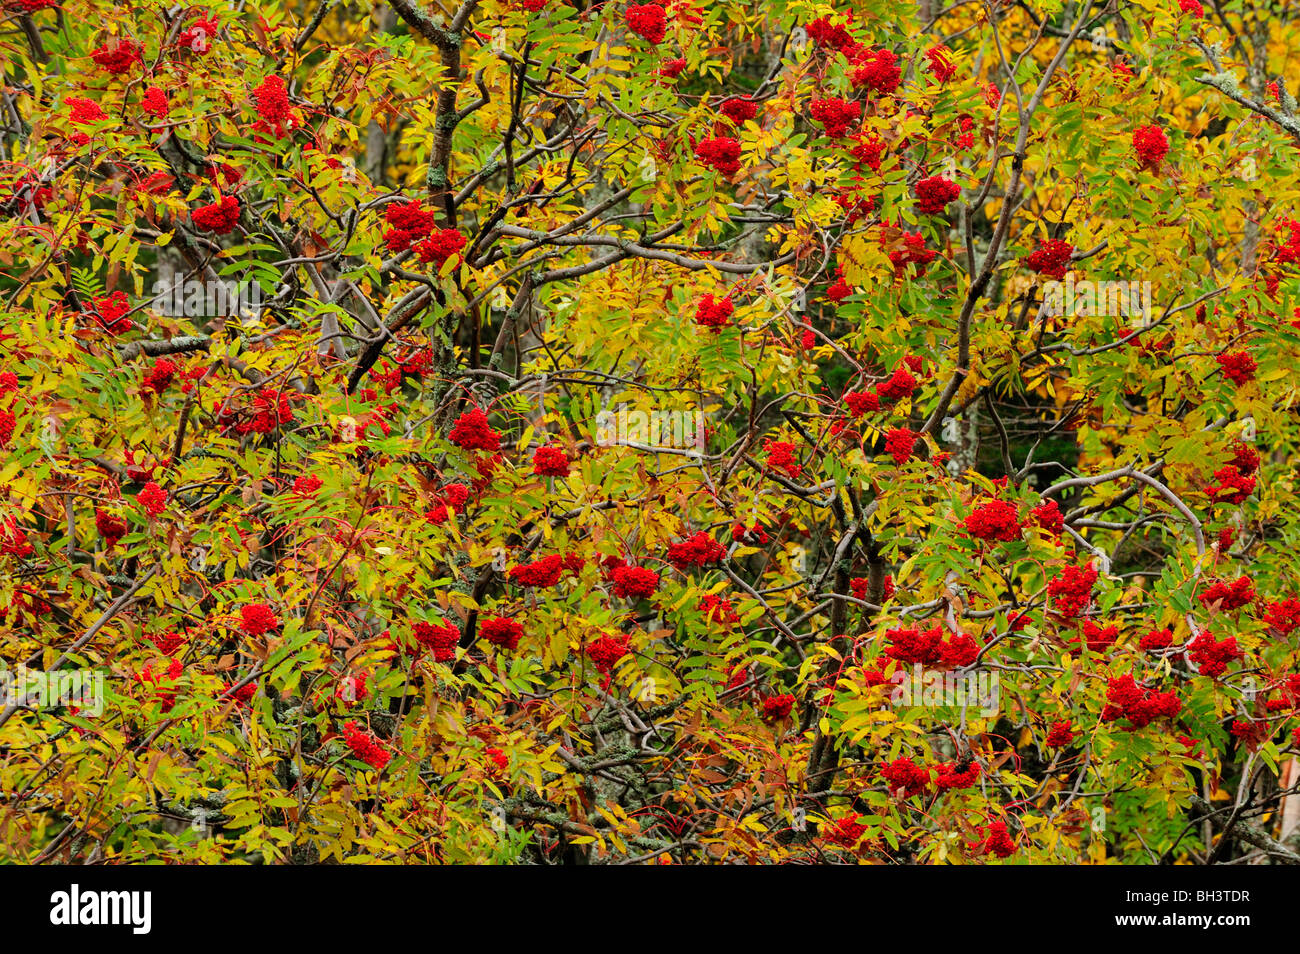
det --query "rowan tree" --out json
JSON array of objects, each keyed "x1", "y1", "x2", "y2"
[{"x1": 2, "y1": 0, "x2": 1300, "y2": 865}]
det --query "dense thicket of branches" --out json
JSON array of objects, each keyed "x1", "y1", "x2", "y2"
[{"x1": 2, "y1": 0, "x2": 1300, "y2": 864}]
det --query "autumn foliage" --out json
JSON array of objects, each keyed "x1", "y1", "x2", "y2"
[{"x1": 3, "y1": 0, "x2": 1300, "y2": 865}]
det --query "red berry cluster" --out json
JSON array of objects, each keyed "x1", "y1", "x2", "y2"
[
  {"x1": 695, "y1": 138, "x2": 741, "y2": 176},
  {"x1": 964, "y1": 500, "x2": 1022, "y2": 542},
  {"x1": 657, "y1": 57, "x2": 687, "y2": 78},
  {"x1": 142, "y1": 358, "x2": 177, "y2": 394},
  {"x1": 92, "y1": 291, "x2": 132, "y2": 334},
  {"x1": 806, "y1": 15, "x2": 854, "y2": 51},
  {"x1": 342, "y1": 720, "x2": 390, "y2": 770},
  {"x1": 414, "y1": 228, "x2": 466, "y2": 267},
  {"x1": 1024, "y1": 239, "x2": 1074, "y2": 280},
  {"x1": 1197, "y1": 575, "x2": 1256, "y2": 611},
  {"x1": 424, "y1": 482, "x2": 470, "y2": 524},
  {"x1": 96, "y1": 508, "x2": 127, "y2": 548},
  {"x1": 610, "y1": 565, "x2": 660, "y2": 599},
  {"x1": 383, "y1": 200, "x2": 440, "y2": 253},
  {"x1": 821, "y1": 815, "x2": 867, "y2": 848},
  {"x1": 935, "y1": 759, "x2": 979, "y2": 789},
  {"x1": 178, "y1": 16, "x2": 218, "y2": 53},
  {"x1": 586, "y1": 633, "x2": 631, "y2": 674},
  {"x1": 851, "y1": 575, "x2": 895, "y2": 602},
  {"x1": 66, "y1": 96, "x2": 106, "y2": 144},
  {"x1": 719, "y1": 97, "x2": 757, "y2": 124},
  {"x1": 235, "y1": 388, "x2": 293, "y2": 435},
  {"x1": 240, "y1": 603, "x2": 280, "y2": 637},
  {"x1": 191, "y1": 195, "x2": 240, "y2": 234},
  {"x1": 480, "y1": 616, "x2": 524, "y2": 650},
  {"x1": 1101, "y1": 674, "x2": 1181, "y2": 728},
  {"x1": 625, "y1": 3, "x2": 666, "y2": 44},
  {"x1": 138, "y1": 481, "x2": 167, "y2": 516},
  {"x1": 694, "y1": 292, "x2": 734, "y2": 327},
  {"x1": 1030, "y1": 499, "x2": 1064, "y2": 535},
  {"x1": 532, "y1": 446, "x2": 571, "y2": 477},
  {"x1": 666, "y1": 532, "x2": 727, "y2": 570},
  {"x1": 1215, "y1": 351, "x2": 1257, "y2": 386},
  {"x1": 844, "y1": 390, "x2": 880, "y2": 417},
  {"x1": 1076, "y1": 619, "x2": 1118, "y2": 653},
  {"x1": 91, "y1": 38, "x2": 143, "y2": 75},
  {"x1": 1045, "y1": 721, "x2": 1074, "y2": 747},
  {"x1": 448, "y1": 407, "x2": 502, "y2": 451},
  {"x1": 914, "y1": 175, "x2": 960, "y2": 215},
  {"x1": 699, "y1": 593, "x2": 740, "y2": 625},
  {"x1": 1047, "y1": 564, "x2": 1097, "y2": 618},
  {"x1": 485, "y1": 746, "x2": 509, "y2": 771},
  {"x1": 875, "y1": 364, "x2": 918, "y2": 404},
  {"x1": 141, "y1": 87, "x2": 169, "y2": 119},
  {"x1": 1263, "y1": 598, "x2": 1300, "y2": 635},
  {"x1": 833, "y1": 186, "x2": 875, "y2": 225},
  {"x1": 1207, "y1": 442, "x2": 1258, "y2": 505},
  {"x1": 151, "y1": 631, "x2": 185, "y2": 656},
  {"x1": 1132, "y1": 125, "x2": 1169, "y2": 171},
  {"x1": 849, "y1": 133, "x2": 886, "y2": 172},
  {"x1": 509, "y1": 554, "x2": 567, "y2": 588},
  {"x1": 731, "y1": 522, "x2": 768, "y2": 544},
  {"x1": 883, "y1": 625, "x2": 978, "y2": 668},
  {"x1": 883, "y1": 427, "x2": 916, "y2": 465},
  {"x1": 880, "y1": 756, "x2": 930, "y2": 797},
  {"x1": 761, "y1": 693, "x2": 795, "y2": 721},
  {"x1": 135, "y1": 659, "x2": 183, "y2": 713},
  {"x1": 887, "y1": 230, "x2": 936, "y2": 277},
  {"x1": 413, "y1": 620, "x2": 460, "y2": 661},
  {"x1": 252, "y1": 75, "x2": 294, "y2": 138},
  {"x1": 851, "y1": 49, "x2": 901, "y2": 95},
  {"x1": 292, "y1": 474, "x2": 323, "y2": 496},
  {"x1": 335, "y1": 673, "x2": 369, "y2": 705},
  {"x1": 763, "y1": 440, "x2": 803, "y2": 479},
  {"x1": 1187, "y1": 631, "x2": 1243, "y2": 678},
  {"x1": 223, "y1": 680, "x2": 258, "y2": 706},
  {"x1": 1138, "y1": 627, "x2": 1174, "y2": 652},
  {"x1": 810, "y1": 98, "x2": 861, "y2": 138},
  {"x1": 973, "y1": 820, "x2": 1016, "y2": 858}
]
